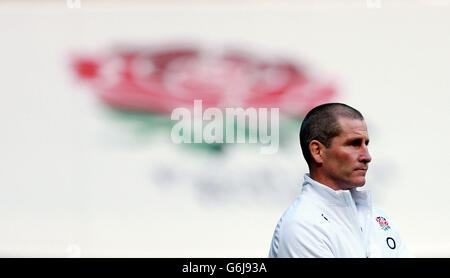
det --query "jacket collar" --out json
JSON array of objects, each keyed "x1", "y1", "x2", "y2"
[{"x1": 302, "y1": 174, "x2": 372, "y2": 208}]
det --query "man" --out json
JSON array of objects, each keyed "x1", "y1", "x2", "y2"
[{"x1": 268, "y1": 103, "x2": 411, "y2": 258}]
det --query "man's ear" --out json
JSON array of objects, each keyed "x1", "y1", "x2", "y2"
[{"x1": 309, "y1": 140, "x2": 325, "y2": 165}]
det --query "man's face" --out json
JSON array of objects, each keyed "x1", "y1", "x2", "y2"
[{"x1": 322, "y1": 117, "x2": 372, "y2": 190}]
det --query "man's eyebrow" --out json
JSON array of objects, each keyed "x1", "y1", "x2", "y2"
[
  {"x1": 345, "y1": 136, "x2": 362, "y2": 142},
  {"x1": 345, "y1": 136, "x2": 370, "y2": 144}
]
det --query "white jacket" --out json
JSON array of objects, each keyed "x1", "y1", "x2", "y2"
[{"x1": 269, "y1": 174, "x2": 412, "y2": 258}]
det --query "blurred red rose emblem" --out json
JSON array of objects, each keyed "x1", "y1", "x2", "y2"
[
  {"x1": 72, "y1": 45, "x2": 336, "y2": 117},
  {"x1": 376, "y1": 216, "x2": 391, "y2": 231}
]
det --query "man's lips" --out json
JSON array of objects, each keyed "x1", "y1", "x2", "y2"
[{"x1": 354, "y1": 168, "x2": 368, "y2": 171}]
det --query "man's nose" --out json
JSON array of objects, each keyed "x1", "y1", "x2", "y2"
[{"x1": 361, "y1": 146, "x2": 372, "y2": 164}]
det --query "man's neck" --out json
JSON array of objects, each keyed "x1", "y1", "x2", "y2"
[{"x1": 309, "y1": 171, "x2": 348, "y2": 191}]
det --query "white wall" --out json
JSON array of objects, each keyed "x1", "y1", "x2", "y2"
[{"x1": 0, "y1": 0, "x2": 449, "y2": 257}]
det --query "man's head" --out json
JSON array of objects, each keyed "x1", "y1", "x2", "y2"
[{"x1": 300, "y1": 103, "x2": 372, "y2": 190}]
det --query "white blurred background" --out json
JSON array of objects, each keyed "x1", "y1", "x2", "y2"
[{"x1": 0, "y1": 0, "x2": 449, "y2": 257}]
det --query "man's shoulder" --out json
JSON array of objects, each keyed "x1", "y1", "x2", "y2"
[
  {"x1": 372, "y1": 206, "x2": 388, "y2": 216},
  {"x1": 280, "y1": 192, "x2": 330, "y2": 228}
]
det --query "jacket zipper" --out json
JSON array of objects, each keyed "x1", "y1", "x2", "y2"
[{"x1": 344, "y1": 194, "x2": 367, "y2": 257}]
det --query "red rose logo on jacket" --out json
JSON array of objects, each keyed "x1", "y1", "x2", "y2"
[
  {"x1": 72, "y1": 45, "x2": 336, "y2": 117},
  {"x1": 376, "y1": 216, "x2": 391, "y2": 231}
]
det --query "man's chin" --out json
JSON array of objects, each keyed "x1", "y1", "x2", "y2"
[
  {"x1": 349, "y1": 177, "x2": 366, "y2": 188},
  {"x1": 354, "y1": 179, "x2": 366, "y2": 187}
]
